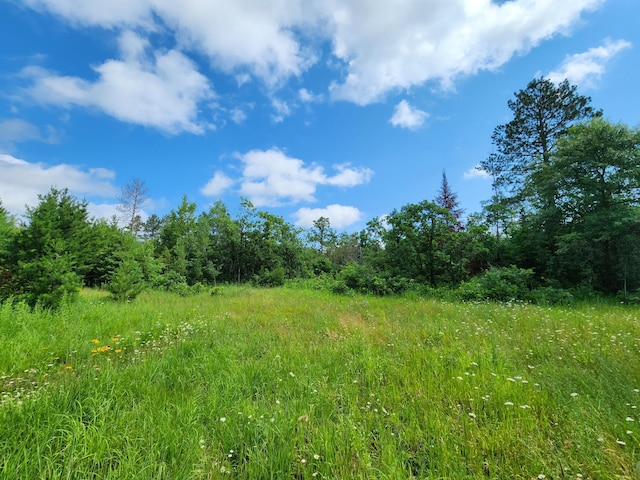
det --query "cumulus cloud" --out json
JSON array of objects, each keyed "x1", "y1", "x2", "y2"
[
  {"x1": 23, "y1": 30, "x2": 214, "y2": 134},
  {"x1": 389, "y1": 100, "x2": 428, "y2": 130},
  {"x1": 325, "y1": 163, "x2": 374, "y2": 187},
  {"x1": 293, "y1": 204, "x2": 363, "y2": 229},
  {"x1": 242, "y1": 149, "x2": 373, "y2": 206},
  {"x1": 0, "y1": 153, "x2": 117, "y2": 216},
  {"x1": 547, "y1": 38, "x2": 632, "y2": 88},
  {"x1": 464, "y1": 165, "x2": 491, "y2": 180},
  {"x1": 23, "y1": 0, "x2": 314, "y2": 88},
  {"x1": 327, "y1": 0, "x2": 603, "y2": 104},
  {"x1": 207, "y1": 148, "x2": 373, "y2": 207},
  {"x1": 200, "y1": 171, "x2": 235, "y2": 197},
  {"x1": 21, "y1": 0, "x2": 603, "y2": 108}
]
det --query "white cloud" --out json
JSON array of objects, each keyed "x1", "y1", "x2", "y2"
[
  {"x1": 0, "y1": 119, "x2": 60, "y2": 149},
  {"x1": 22, "y1": 0, "x2": 604, "y2": 107},
  {"x1": 24, "y1": 31, "x2": 214, "y2": 134},
  {"x1": 237, "y1": 149, "x2": 323, "y2": 206},
  {"x1": 86, "y1": 202, "x2": 120, "y2": 221},
  {"x1": 299, "y1": 88, "x2": 323, "y2": 103},
  {"x1": 327, "y1": 0, "x2": 603, "y2": 104},
  {"x1": 0, "y1": 153, "x2": 117, "y2": 216},
  {"x1": 23, "y1": 0, "x2": 152, "y2": 27},
  {"x1": 271, "y1": 98, "x2": 292, "y2": 123},
  {"x1": 201, "y1": 171, "x2": 235, "y2": 197},
  {"x1": 235, "y1": 73, "x2": 252, "y2": 87},
  {"x1": 390, "y1": 100, "x2": 428, "y2": 130},
  {"x1": 464, "y1": 165, "x2": 491, "y2": 180},
  {"x1": 227, "y1": 148, "x2": 372, "y2": 207},
  {"x1": 325, "y1": 163, "x2": 374, "y2": 187},
  {"x1": 24, "y1": 0, "x2": 315, "y2": 88},
  {"x1": 229, "y1": 108, "x2": 247, "y2": 124},
  {"x1": 0, "y1": 119, "x2": 40, "y2": 143},
  {"x1": 293, "y1": 204, "x2": 363, "y2": 229},
  {"x1": 547, "y1": 38, "x2": 632, "y2": 88}
]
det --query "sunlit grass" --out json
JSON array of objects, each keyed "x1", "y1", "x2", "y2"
[{"x1": 1, "y1": 288, "x2": 638, "y2": 478}]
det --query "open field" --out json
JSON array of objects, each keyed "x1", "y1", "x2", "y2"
[{"x1": 0, "y1": 287, "x2": 639, "y2": 479}]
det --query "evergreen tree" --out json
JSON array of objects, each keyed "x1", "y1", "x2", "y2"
[
  {"x1": 480, "y1": 78, "x2": 600, "y2": 207},
  {"x1": 0, "y1": 201, "x2": 17, "y2": 299},
  {"x1": 6, "y1": 188, "x2": 91, "y2": 308},
  {"x1": 435, "y1": 170, "x2": 464, "y2": 230}
]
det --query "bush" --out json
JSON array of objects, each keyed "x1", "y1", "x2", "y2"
[
  {"x1": 457, "y1": 266, "x2": 534, "y2": 302},
  {"x1": 336, "y1": 263, "x2": 412, "y2": 296},
  {"x1": 151, "y1": 271, "x2": 213, "y2": 296},
  {"x1": 252, "y1": 266, "x2": 285, "y2": 287},
  {"x1": 529, "y1": 286, "x2": 574, "y2": 305},
  {"x1": 210, "y1": 286, "x2": 224, "y2": 296},
  {"x1": 152, "y1": 270, "x2": 188, "y2": 291},
  {"x1": 329, "y1": 278, "x2": 351, "y2": 295}
]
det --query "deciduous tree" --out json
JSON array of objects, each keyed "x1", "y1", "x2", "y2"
[{"x1": 117, "y1": 178, "x2": 149, "y2": 236}]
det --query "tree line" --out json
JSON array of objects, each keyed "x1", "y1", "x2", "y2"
[{"x1": 1, "y1": 77, "x2": 639, "y2": 308}]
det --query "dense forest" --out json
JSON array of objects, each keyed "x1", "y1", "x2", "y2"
[{"x1": 1, "y1": 78, "x2": 639, "y2": 308}]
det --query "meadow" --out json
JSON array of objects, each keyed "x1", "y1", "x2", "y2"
[{"x1": 0, "y1": 287, "x2": 638, "y2": 479}]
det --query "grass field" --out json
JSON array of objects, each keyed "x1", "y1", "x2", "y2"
[{"x1": 0, "y1": 287, "x2": 639, "y2": 479}]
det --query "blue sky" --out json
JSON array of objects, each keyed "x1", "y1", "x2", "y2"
[{"x1": 0, "y1": 0, "x2": 638, "y2": 231}]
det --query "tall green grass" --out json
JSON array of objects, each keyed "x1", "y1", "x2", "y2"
[{"x1": 1, "y1": 288, "x2": 638, "y2": 478}]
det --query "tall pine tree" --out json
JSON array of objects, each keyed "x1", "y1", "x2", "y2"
[{"x1": 435, "y1": 170, "x2": 464, "y2": 231}]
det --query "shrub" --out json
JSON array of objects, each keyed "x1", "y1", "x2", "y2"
[
  {"x1": 337, "y1": 263, "x2": 412, "y2": 296},
  {"x1": 529, "y1": 286, "x2": 574, "y2": 305},
  {"x1": 457, "y1": 266, "x2": 534, "y2": 302},
  {"x1": 210, "y1": 286, "x2": 224, "y2": 296},
  {"x1": 253, "y1": 266, "x2": 286, "y2": 287},
  {"x1": 329, "y1": 278, "x2": 351, "y2": 295},
  {"x1": 152, "y1": 270, "x2": 188, "y2": 291}
]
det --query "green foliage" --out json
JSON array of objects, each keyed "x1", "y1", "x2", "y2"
[
  {"x1": 4, "y1": 188, "x2": 91, "y2": 308},
  {"x1": 209, "y1": 285, "x2": 224, "y2": 296},
  {"x1": 252, "y1": 265, "x2": 285, "y2": 287},
  {"x1": 0, "y1": 202, "x2": 16, "y2": 299},
  {"x1": 106, "y1": 259, "x2": 145, "y2": 301},
  {"x1": 382, "y1": 200, "x2": 462, "y2": 286},
  {"x1": 481, "y1": 77, "x2": 599, "y2": 202},
  {"x1": 457, "y1": 266, "x2": 534, "y2": 302},
  {"x1": 527, "y1": 286, "x2": 575, "y2": 306},
  {"x1": 16, "y1": 249, "x2": 82, "y2": 309},
  {"x1": 336, "y1": 263, "x2": 413, "y2": 296},
  {"x1": 549, "y1": 118, "x2": 640, "y2": 292},
  {"x1": 83, "y1": 218, "x2": 132, "y2": 287},
  {"x1": 152, "y1": 270, "x2": 189, "y2": 292}
]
